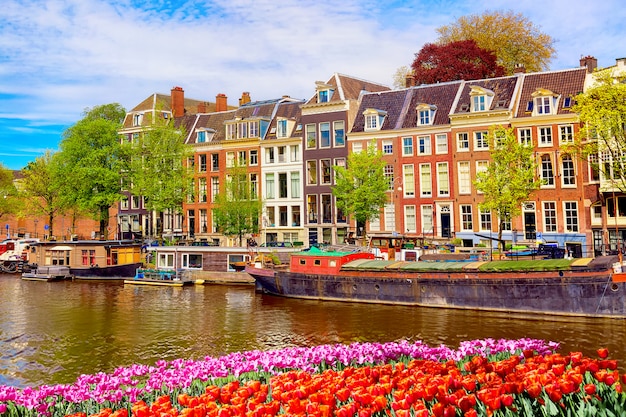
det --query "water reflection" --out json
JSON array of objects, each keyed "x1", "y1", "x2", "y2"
[{"x1": 0, "y1": 274, "x2": 624, "y2": 388}]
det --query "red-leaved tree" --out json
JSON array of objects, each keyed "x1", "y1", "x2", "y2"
[{"x1": 411, "y1": 40, "x2": 505, "y2": 85}]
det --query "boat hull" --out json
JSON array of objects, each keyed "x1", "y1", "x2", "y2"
[
  {"x1": 249, "y1": 265, "x2": 626, "y2": 318},
  {"x1": 123, "y1": 278, "x2": 193, "y2": 287},
  {"x1": 71, "y1": 262, "x2": 143, "y2": 279}
]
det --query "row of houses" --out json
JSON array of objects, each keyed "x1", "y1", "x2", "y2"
[{"x1": 117, "y1": 55, "x2": 626, "y2": 257}]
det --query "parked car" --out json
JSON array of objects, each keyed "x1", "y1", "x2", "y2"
[{"x1": 260, "y1": 241, "x2": 294, "y2": 248}]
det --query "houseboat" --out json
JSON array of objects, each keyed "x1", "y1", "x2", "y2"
[
  {"x1": 23, "y1": 239, "x2": 143, "y2": 280},
  {"x1": 124, "y1": 268, "x2": 194, "y2": 287},
  {"x1": 0, "y1": 238, "x2": 39, "y2": 273},
  {"x1": 245, "y1": 246, "x2": 626, "y2": 318},
  {"x1": 21, "y1": 265, "x2": 73, "y2": 281}
]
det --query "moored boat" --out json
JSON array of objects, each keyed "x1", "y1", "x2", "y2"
[
  {"x1": 24, "y1": 239, "x2": 143, "y2": 280},
  {"x1": 245, "y1": 246, "x2": 626, "y2": 318},
  {"x1": 124, "y1": 268, "x2": 194, "y2": 286},
  {"x1": 21, "y1": 265, "x2": 73, "y2": 281}
]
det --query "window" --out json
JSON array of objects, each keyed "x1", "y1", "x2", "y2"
[
  {"x1": 199, "y1": 178, "x2": 207, "y2": 202},
  {"x1": 318, "y1": 88, "x2": 333, "y2": 103},
  {"x1": 279, "y1": 173, "x2": 288, "y2": 198},
  {"x1": 182, "y1": 254, "x2": 202, "y2": 269},
  {"x1": 458, "y1": 161, "x2": 470, "y2": 194},
  {"x1": 265, "y1": 173, "x2": 275, "y2": 199},
  {"x1": 158, "y1": 253, "x2": 175, "y2": 268},
  {"x1": 588, "y1": 153, "x2": 600, "y2": 182},
  {"x1": 306, "y1": 124, "x2": 316, "y2": 148},
  {"x1": 559, "y1": 124, "x2": 574, "y2": 144},
  {"x1": 418, "y1": 136, "x2": 431, "y2": 155},
  {"x1": 307, "y1": 160, "x2": 317, "y2": 185},
  {"x1": 538, "y1": 126, "x2": 553, "y2": 146},
  {"x1": 292, "y1": 205, "x2": 301, "y2": 226},
  {"x1": 250, "y1": 173, "x2": 258, "y2": 199},
  {"x1": 363, "y1": 108, "x2": 386, "y2": 131},
  {"x1": 457, "y1": 132, "x2": 469, "y2": 151},
  {"x1": 437, "y1": 162, "x2": 449, "y2": 196},
  {"x1": 198, "y1": 154, "x2": 207, "y2": 172},
  {"x1": 334, "y1": 158, "x2": 345, "y2": 183},
  {"x1": 267, "y1": 207, "x2": 275, "y2": 227},
  {"x1": 417, "y1": 104, "x2": 435, "y2": 125},
  {"x1": 290, "y1": 144, "x2": 300, "y2": 162},
  {"x1": 277, "y1": 146, "x2": 286, "y2": 163},
  {"x1": 352, "y1": 142, "x2": 363, "y2": 154},
  {"x1": 419, "y1": 164, "x2": 431, "y2": 197},
  {"x1": 402, "y1": 137, "x2": 413, "y2": 156},
  {"x1": 226, "y1": 124, "x2": 235, "y2": 140},
  {"x1": 384, "y1": 165, "x2": 394, "y2": 190},
  {"x1": 541, "y1": 155, "x2": 554, "y2": 187},
  {"x1": 518, "y1": 128, "x2": 532, "y2": 146},
  {"x1": 543, "y1": 202, "x2": 557, "y2": 232},
  {"x1": 211, "y1": 177, "x2": 219, "y2": 201},
  {"x1": 480, "y1": 209, "x2": 491, "y2": 231},
  {"x1": 132, "y1": 195, "x2": 141, "y2": 209},
  {"x1": 250, "y1": 150, "x2": 258, "y2": 166},
  {"x1": 279, "y1": 206, "x2": 288, "y2": 227},
  {"x1": 475, "y1": 131, "x2": 489, "y2": 150},
  {"x1": 421, "y1": 205, "x2": 433, "y2": 234},
  {"x1": 564, "y1": 202, "x2": 579, "y2": 232},
  {"x1": 435, "y1": 134, "x2": 448, "y2": 154},
  {"x1": 321, "y1": 194, "x2": 332, "y2": 223},
  {"x1": 307, "y1": 195, "x2": 318, "y2": 223},
  {"x1": 277, "y1": 119, "x2": 288, "y2": 138},
  {"x1": 321, "y1": 159, "x2": 332, "y2": 184},
  {"x1": 121, "y1": 196, "x2": 129, "y2": 210},
  {"x1": 237, "y1": 121, "x2": 247, "y2": 139},
  {"x1": 333, "y1": 121, "x2": 345, "y2": 147},
  {"x1": 265, "y1": 147, "x2": 275, "y2": 164},
  {"x1": 197, "y1": 131, "x2": 206, "y2": 143},
  {"x1": 133, "y1": 113, "x2": 143, "y2": 126},
  {"x1": 461, "y1": 205, "x2": 473, "y2": 230},
  {"x1": 405, "y1": 206, "x2": 416, "y2": 232},
  {"x1": 226, "y1": 152, "x2": 235, "y2": 167},
  {"x1": 238, "y1": 150, "x2": 247, "y2": 165},
  {"x1": 291, "y1": 172, "x2": 300, "y2": 198},
  {"x1": 472, "y1": 95, "x2": 486, "y2": 111},
  {"x1": 403, "y1": 164, "x2": 415, "y2": 196},
  {"x1": 561, "y1": 155, "x2": 575, "y2": 186},
  {"x1": 211, "y1": 154, "x2": 219, "y2": 171},
  {"x1": 81, "y1": 249, "x2": 96, "y2": 266},
  {"x1": 476, "y1": 160, "x2": 488, "y2": 194},
  {"x1": 536, "y1": 96, "x2": 551, "y2": 114},
  {"x1": 320, "y1": 122, "x2": 330, "y2": 147},
  {"x1": 249, "y1": 121, "x2": 259, "y2": 138},
  {"x1": 382, "y1": 140, "x2": 393, "y2": 154}
]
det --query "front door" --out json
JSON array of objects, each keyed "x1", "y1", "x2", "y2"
[
  {"x1": 441, "y1": 213, "x2": 451, "y2": 238},
  {"x1": 524, "y1": 212, "x2": 536, "y2": 240}
]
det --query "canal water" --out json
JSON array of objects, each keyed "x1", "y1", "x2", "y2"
[{"x1": 1, "y1": 274, "x2": 625, "y2": 388}]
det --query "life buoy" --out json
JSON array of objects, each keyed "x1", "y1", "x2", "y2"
[{"x1": 107, "y1": 226, "x2": 112, "y2": 232}]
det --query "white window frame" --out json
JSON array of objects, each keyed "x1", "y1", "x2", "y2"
[
  {"x1": 518, "y1": 128, "x2": 532, "y2": 146},
  {"x1": 538, "y1": 126, "x2": 553, "y2": 147},
  {"x1": 382, "y1": 140, "x2": 393, "y2": 155},
  {"x1": 403, "y1": 164, "x2": 415, "y2": 197},
  {"x1": 458, "y1": 161, "x2": 470, "y2": 195},
  {"x1": 457, "y1": 132, "x2": 469, "y2": 152},
  {"x1": 436, "y1": 162, "x2": 449, "y2": 196},
  {"x1": 419, "y1": 163, "x2": 431, "y2": 197},
  {"x1": 404, "y1": 205, "x2": 416, "y2": 233},
  {"x1": 435, "y1": 134, "x2": 448, "y2": 154},
  {"x1": 559, "y1": 124, "x2": 574, "y2": 145},
  {"x1": 543, "y1": 201, "x2": 557, "y2": 232},
  {"x1": 474, "y1": 131, "x2": 489, "y2": 150},
  {"x1": 402, "y1": 137, "x2": 413, "y2": 156},
  {"x1": 564, "y1": 201, "x2": 579, "y2": 232},
  {"x1": 418, "y1": 135, "x2": 431, "y2": 155}
]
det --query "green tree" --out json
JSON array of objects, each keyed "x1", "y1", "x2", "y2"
[
  {"x1": 57, "y1": 103, "x2": 127, "y2": 237},
  {"x1": 213, "y1": 162, "x2": 262, "y2": 246},
  {"x1": 392, "y1": 65, "x2": 411, "y2": 89},
  {"x1": 474, "y1": 126, "x2": 540, "y2": 251},
  {"x1": 436, "y1": 10, "x2": 555, "y2": 74},
  {"x1": 20, "y1": 151, "x2": 66, "y2": 238},
  {"x1": 571, "y1": 70, "x2": 626, "y2": 192},
  {"x1": 0, "y1": 163, "x2": 20, "y2": 221},
  {"x1": 127, "y1": 119, "x2": 192, "y2": 239},
  {"x1": 332, "y1": 142, "x2": 388, "y2": 236}
]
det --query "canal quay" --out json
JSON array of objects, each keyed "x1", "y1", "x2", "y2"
[{"x1": 1, "y1": 274, "x2": 625, "y2": 388}]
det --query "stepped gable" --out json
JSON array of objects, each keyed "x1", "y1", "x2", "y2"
[
  {"x1": 350, "y1": 89, "x2": 411, "y2": 133},
  {"x1": 454, "y1": 76, "x2": 519, "y2": 113},
  {"x1": 515, "y1": 67, "x2": 587, "y2": 118},
  {"x1": 401, "y1": 81, "x2": 463, "y2": 128}
]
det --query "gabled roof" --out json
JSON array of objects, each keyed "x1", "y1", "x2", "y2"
[
  {"x1": 350, "y1": 89, "x2": 412, "y2": 133},
  {"x1": 453, "y1": 76, "x2": 519, "y2": 114},
  {"x1": 515, "y1": 67, "x2": 587, "y2": 118},
  {"x1": 402, "y1": 81, "x2": 464, "y2": 128},
  {"x1": 265, "y1": 99, "x2": 305, "y2": 141},
  {"x1": 304, "y1": 73, "x2": 389, "y2": 106}
]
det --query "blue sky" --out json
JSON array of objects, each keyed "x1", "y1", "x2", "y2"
[{"x1": 1, "y1": 0, "x2": 625, "y2": 170}]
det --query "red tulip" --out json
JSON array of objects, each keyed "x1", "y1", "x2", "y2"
[
  {"x1": 584, "y1": 383, "x2": 596, "y2": 395},
  {"x1": 597, "y1": 348, "x2": 609, "y2": 359}
]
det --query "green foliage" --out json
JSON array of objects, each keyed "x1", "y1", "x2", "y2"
[
  {"x1": 571, "y1": 70, "x2": 626, "y2": 192},
  {"x1": 19, "y1": 151, "x2": 66, "y2": 237},
  {"x1": 213, "y1": 162, "x2": 263, "y2": 246},
  {"x1": 127, "y1": 119, "x2": 193, "y2": 216},
  {"x1": 332, "y1": 142, "x2": 389, "y2": 228},
  {"x1": 57, "y1": 103, "x2": 127, "y2": 236},
  {"x1": 0, "y1": 162, "x2": 20, "y2": 221},
  {"x1": 473, "y1": 126, "x2": 540, "y2": 251}
]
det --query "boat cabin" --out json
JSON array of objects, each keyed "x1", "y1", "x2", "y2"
[
  {"x1": 289, "y1": 247, "x2": 374, "y2": 274},
  {"x1": 367, "y1": 234, "x2": 423, "y2": 261},
  {"x1": 28, "y1": 240, "x2": 142, "y2": 268}
]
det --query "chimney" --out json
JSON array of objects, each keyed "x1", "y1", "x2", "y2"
[
  {"x1": 171, "y1": 86, "x2": 185, "y2": 118},
  {"x1": 513, "y1": 63, "x2": 526, "y2": 74},
  {"x1": 580, "y1": 55, "x2": 598, "y2": 73},
  {"x1": 215, "y1": 94, "x2": 228, "y2": 112},
  {"x1": 197, "y1": 101, "x2": 207, "y2": 113},
  {"x1": 239, "y1": 92, "x2": 251, "y2": 106},
  {"x1": 405, "y1": 72, "x2": 416, "y2": 88}
]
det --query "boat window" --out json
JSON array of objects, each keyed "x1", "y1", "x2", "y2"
[
  {"x1": 314, "y1": 259, "x2": 321, "y2": 266},
  {"x1": 329, "y1": 260, "x2": 336, "y2": 267},
  {"x1": 299, "y1": 259, "x2": 306, "y2": 265},
  {"x1": 227, "y1": 254, "x2": 250, "y2": 272},
  {"x1": 182, "y1": 253, "x2": 202, "y2": 269}
]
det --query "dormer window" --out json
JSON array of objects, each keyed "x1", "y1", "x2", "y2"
[
  {"x1": 363, "y1": 108, "x2": 387, "y2": 131},
  {"x1": 315, "y1": 81, "x2": 335, "y2": 103},
  {"x1": 469, "y1": 86, "x2": 494, "y2": 112},
  {"x1": 196, "y1": 128, "x2": 215, "y2": 143},
  {"x1": 133, "y1": 113, "x2": 144, "y2": 126},
  {"x1": 416, "y1": 103, "x2": 436, "y2": 126},
  {"x1": 277, "y1": 119, "x2": 287, "y2": 138},
  {"x1": 530, "y1": 88, "x2": 559, "y2": 116}
]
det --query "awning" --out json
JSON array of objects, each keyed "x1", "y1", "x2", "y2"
[{"x1": 50, "y1": 245, "x2": 73, "y2": 251}]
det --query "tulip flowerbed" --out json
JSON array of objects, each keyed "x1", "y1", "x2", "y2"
[{"x1": 0, "y1": 339, "x2": 625, "y2": 417}]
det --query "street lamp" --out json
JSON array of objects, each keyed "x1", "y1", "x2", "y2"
[{"x1": 34, "y1": 219, "x2": 38, "y2": 238}]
